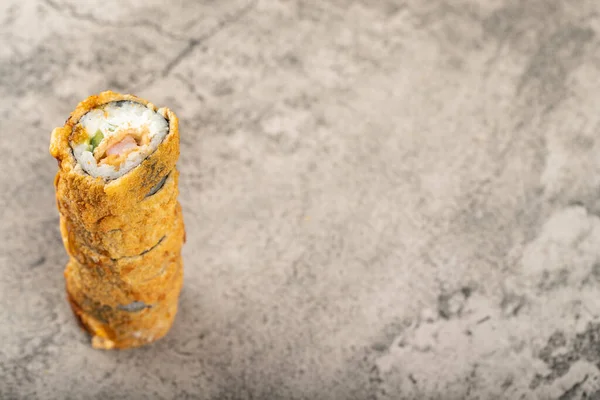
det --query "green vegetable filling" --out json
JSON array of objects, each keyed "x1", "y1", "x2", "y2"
[{"x1": 90, "y1": 129, "x2": 104, "y2": 152}]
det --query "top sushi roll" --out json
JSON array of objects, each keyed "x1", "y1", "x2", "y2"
[{"x1": 50, "y1": 91, "x2": 181, "y2": 222}]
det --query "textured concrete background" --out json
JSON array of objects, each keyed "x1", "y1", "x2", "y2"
[{"x1": 2, "y1": 0, "x2": 600, "y2": 399}]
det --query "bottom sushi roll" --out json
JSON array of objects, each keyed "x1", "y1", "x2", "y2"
[
  {"x1": 62, "y1": 205, "x2": 185, "y2": 349},
  {"x1": 65, "y1": 258, "x2": 183, "y2": 349}
]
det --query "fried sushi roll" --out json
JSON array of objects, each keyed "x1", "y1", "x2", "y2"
[
  {"x1": 56, "y1": 170, "x2": 180, "y2": 259},
  {"x1": 50, "y1": 91, "x2": 185, "y2": 349}
]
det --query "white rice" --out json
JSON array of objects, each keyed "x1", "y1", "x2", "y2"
[{"x1": 71, "y1": 101, "x2": 169, "y2": 180}]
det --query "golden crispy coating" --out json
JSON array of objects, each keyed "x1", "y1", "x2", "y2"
[
  {"x1": 50, "y1": 91, "x2": 185, "y2": 350},
  {"x1": 66, "y1": 275, "x2": 183, "y2": 349},
  {"x1": 59, "y1": 205, "x2": 185, "y2": 289},
  {"x1": 57, "y1": 171, "x2": 180, "y2": 258}
]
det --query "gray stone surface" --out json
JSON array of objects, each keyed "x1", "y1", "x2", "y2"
[{"x1": 2, "y1": 0, "x2": 600, "y2": 398}]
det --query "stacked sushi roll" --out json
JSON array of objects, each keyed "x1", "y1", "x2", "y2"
[{"x1": 50, "y1": 91, "x2": 185, "y2": 349}]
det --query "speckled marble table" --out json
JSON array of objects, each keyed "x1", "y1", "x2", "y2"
[{"x1": 2, "y1": 0, "x2": 600, "y2": 399}]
